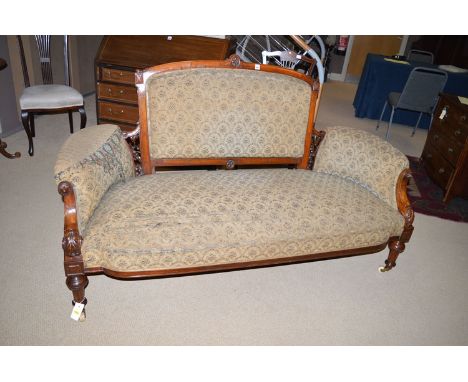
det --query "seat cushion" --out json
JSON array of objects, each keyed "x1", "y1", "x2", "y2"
[
  {"x1": 81, "y1": 169, "x2": 404, "y2": 273},
  {"x1": 20, "y1": 84, "x2": 83, "y2": 110}
]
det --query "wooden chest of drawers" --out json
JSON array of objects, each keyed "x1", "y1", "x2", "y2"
[
  {"x1": 421, "y1": 93, "x2": 468, "y2": 203},
  {"x1": 95, "y1": 35, "x2": 235, "y2": 131}
]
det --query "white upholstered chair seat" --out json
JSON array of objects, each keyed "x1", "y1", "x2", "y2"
[{"x1": 20, "y1": 84, "x2": 84, "y2": 110}]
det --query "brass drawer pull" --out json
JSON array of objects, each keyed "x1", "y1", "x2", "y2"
[
  {"x1": 438, "y1": 168, "x2": 445, "y2": 174},
  {"x1": 426, "y1": 153, "x2": 432, "y2": 159},
  {"x1": 434, "y1": 134, "x2": 439, "y2": 140},
  {"x1": 106, "y1": 88, "x2": 125, "y2": 95},
  {"x1": 107, "y1": 108, "x2": 125, "y2": 114},
  {"x1": 454, "y1": 129, "x2": 461, "y2": 136},
  {"x1": 448, "y1": 147, "x2": 454, "y2": 153},
  {"x1": 461, "y1": 115, "x2": 467, "y2": 123}
]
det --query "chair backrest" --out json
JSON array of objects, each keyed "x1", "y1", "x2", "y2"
[
  {"x1": 262, "y1": 50, "x2": 299, "y2": 68},
  {"x1": 261, "y1": 50, "x2": 317, "y2": 76},
  {"x1": 397, "y1": 67, "x2": 448, "y2": 113},
  {"x1": 408, "y1": 49, "x2": 434, "y2": 64},
  {"x1": 17, "y1": 35, "x2": 70, "y2": 88}
]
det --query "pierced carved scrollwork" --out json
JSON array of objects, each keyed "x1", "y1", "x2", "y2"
[
  {"x1": 229, "y1": 54, "x2": 241, "y2": 68},
  {"x1": 123, "y1": 125, "x2": 143, "y2": 176},
  {"x1": 307, "y1": 130, "x2": 326, "y2": 170}
]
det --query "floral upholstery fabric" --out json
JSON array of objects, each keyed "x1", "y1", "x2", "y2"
[
  {"x1": 54, "y1": 124, "x2": 135, "y2": 233},
  {"x1": 313, "y1": 126, "x2": 409, "y2": 210},
  {"x1": 81, "y1": 169, "x2": 404, "y2": 272},
  {"x1": 146, "y1": 68, "x2": 311, "y2": 159}
]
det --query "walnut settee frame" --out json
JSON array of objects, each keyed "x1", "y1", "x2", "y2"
[{"x1": 58, "y1": 55, "x2": 414, "y2": 319}]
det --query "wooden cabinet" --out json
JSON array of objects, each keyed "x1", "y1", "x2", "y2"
[
  {"x1": 421, "y1": 93, "x2": 468, "y2": 203},
  {"x1": 95, "y1": 35, "x2": 235, "y2": 131}
]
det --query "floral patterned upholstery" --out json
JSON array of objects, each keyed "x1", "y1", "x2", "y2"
[
  {"x1": 146, "y1": 68, "x2": 311, "y2": 159},
  {"x1": 81, "y1": 169, "x2": 404, "y2": 272},
  {"x1": 54, "y1": 124, "x2": 135, "y2": 233},
  {"x1": 313, "y1": 126, "x2": 409, "y2": 210}
]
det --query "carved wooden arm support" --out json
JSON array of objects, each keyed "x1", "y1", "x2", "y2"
[
  {"x1": 395, "y1": 169, "x2": 415, "y2": 243},
  {"x1": 308, "y1": 130, "x2": 326, "y2": 170},
  {"x1": 58, "y1": 181, "x2": 88, "y2": 305}
]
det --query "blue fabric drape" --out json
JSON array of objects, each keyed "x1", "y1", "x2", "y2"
[{"x1": 353, "y1": 54, "x2": 468, "y2": 129}]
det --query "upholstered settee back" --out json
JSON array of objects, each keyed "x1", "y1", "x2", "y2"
[{"x1": 145, "y1": 68, "x2": 312, "y2": 159}]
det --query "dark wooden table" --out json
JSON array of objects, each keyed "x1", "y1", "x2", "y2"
[{"x1": 0, "y1": 57, "x2": 21, "y2": 159}]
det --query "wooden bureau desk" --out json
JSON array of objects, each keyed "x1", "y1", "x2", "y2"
[
  {"x1": 421, "y1": 93, "x2": 468, "y2": 203},
  {"x1": 95, "y1": 35, "x2": 235, "y2": 131}
]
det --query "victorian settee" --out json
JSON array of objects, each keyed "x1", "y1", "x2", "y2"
[{"x1": 54, "y1": 56, "x2": 414, "y2": 321}]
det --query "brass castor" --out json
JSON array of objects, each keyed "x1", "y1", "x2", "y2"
[{"x1": 378, "y1": 260, "x2": 395, "y2": 273}]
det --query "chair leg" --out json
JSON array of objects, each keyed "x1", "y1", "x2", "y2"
[
  {"x1": 68, "y1": 111, "x2": 74, "y2": 134},
  {"x1": 376, "y1": 101, "x2": 387, "y2": 130},
  {"x1": 385, "y1": 106, "x2": 395, "y2": 140},
  {"x1": 78, "y1": 106, "x2": 87, "y2": 130},
  {"x1": 21, "y1": 111, "x2": 34, "y2": 156},
  {"x1": 412, "y1": 112, "x2": 423, "y2": 137},
  {"x1": 29, "y1": 113, "x2": 35, "y2": 137}
]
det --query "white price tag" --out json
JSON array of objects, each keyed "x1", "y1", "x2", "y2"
[
  {"x1": 296, "y1": 54, "x2": 302, "y2": 59},
  {"x1": 70, "y1": 302, "x2": 85, "y2": 321},
  {"x1": 255, "y1": 64, "x2": 260, "y2": 71},
  {"x1": 439, "y1": 108, "x2": 447, "y2": 120}
]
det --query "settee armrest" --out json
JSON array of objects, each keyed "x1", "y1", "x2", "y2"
[
  {"x1": 312, "y1": 126, "x2": 409, "y2": 210},
  {"x1": 54, "y1": 124, "x2": 135, "y2": 233}
]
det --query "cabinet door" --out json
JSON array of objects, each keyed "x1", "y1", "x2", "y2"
[{"x1": 347, "y1": 36, "x2": 403, "y2": 77}]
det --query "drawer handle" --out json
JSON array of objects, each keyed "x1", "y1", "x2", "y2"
[
  {"x1": 461, "y1": 115, "x2": 467, "y2": 123},
  {"x1": 107, "y1": 88, "x2": 125, "y2": 95},
  {"x1": 448, "y1": 147, "x2": 454, "y2": 153},
  {"x1": 454, "y1": 129, "x2": 461, "y2": 136},
  {"x1": 438, "y1": 168, "x2": 445, "y2": 174},
  {"x1": 434, "y1": 134, "x2": 439, "y2": 140},
  {"x1": 426, "y1": 153, "x2": 432, "y2": 159},
  {"x1": 119, "y1": 72, "x2": 124, "y2": 76},
  {"x1": 107, "y1": 108, "x2": 124, "y2": 114}
]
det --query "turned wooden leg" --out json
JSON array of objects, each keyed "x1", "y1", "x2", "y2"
[
  {"x1": 21, "y1": 111, "x2": 34, "y2": 156},
  {"x1": 379, "y1": 239, "x2": 405, "y2": 272},
  {"x1": 79, "y1": 106, "x2": 87, "y2": 130},
  {"x1": 68, "y1": 111, "x2": 74, "y2": 134}
]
